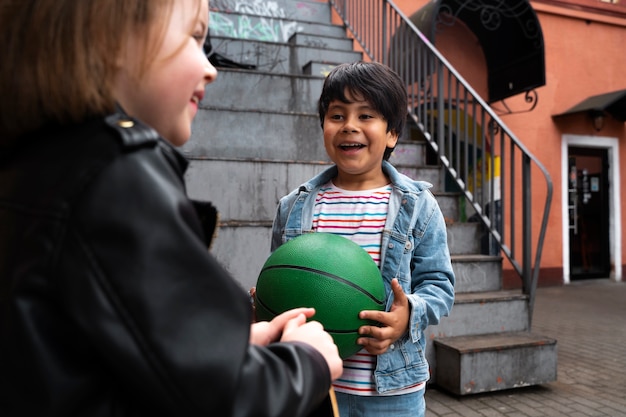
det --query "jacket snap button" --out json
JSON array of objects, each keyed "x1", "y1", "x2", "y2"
[
  {"x1": 117, "y1": 120, "x2": 134, "y2": 128},
  {"x1": 405, "y1": 241, "x2": 412, "y2": 250}
]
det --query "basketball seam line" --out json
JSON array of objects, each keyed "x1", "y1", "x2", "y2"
[
  {"x1": 261, "y1": 264, "x2": 384, "y2": 305},
  {"x1": 255, "y1": 298, "x2": 373, "y2": 333}
]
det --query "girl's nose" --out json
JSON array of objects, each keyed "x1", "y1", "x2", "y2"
[{"x1": 204, "y1": 58, "x2": 218, "y2": 84}]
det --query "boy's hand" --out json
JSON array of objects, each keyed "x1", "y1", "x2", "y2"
[
  {"x1": 248, "y1": 286, "x2": 257, "y2": 322},
  {"x1": 356, "y1": 278, "x2": 410, "y2": 355}
]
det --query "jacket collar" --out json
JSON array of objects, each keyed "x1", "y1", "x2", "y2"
[
  {"x1": 300, "y1": 161, "x2": 412, "y2": 192},
  {"x1": 108, "y1": 105, "x2": 189, "y2": 174}
]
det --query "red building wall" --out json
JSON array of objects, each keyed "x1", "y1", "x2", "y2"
[{"x1": 390, "y1": 0, "x2": 626, "y2": 284}]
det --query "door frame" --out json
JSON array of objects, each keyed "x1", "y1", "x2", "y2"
[{"x1": 561, "y1": 135, "x2": 622, "y2": 283}]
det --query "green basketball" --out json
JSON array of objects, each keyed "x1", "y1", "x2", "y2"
[{"x1": 255, "y1": 233, "x2": 386, "y2": 359}]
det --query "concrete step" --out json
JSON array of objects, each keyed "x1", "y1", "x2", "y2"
[
  {"x1": 447, "y1": 222, "x2": 482, "y2": 255},
  {"x1": 208, "y1": 225, "x2": 272, "y2": 288},
  {"x1": 424, "y1": 290, "x2": 530, "y2": 385},
  {"x1": 200, "y1": 69, "x2": 325, "y2": 113},
  {"x1": 185, "y1": 159, "x2": 331, "y2": 223},
  {"x1": 289, "y1": 32, "x2": 354, "y2": 51},
  {"x1": 389, "y1": 139, "x2": 431, "y2": 167},
  {"x1": 452, "y1": 254, "x2": 502, "y2": 292},
  {"x1": 206, "y1": 223, "x2": 493, "y2": 292},
  {"x1": 186, "y1": 107, "x2": 441, "y2": 165},
  {"x1": 434, "y1": 332, "x2": 557, "y2": 395},
  {"x1": 208, "y1": 225, "x2": 495, "y2": 293},
  {"x1": 433, "y1": 193, "x2": 461, "y2": 223},
  {"x1": 303, "y1": 60, "x2": 341, "y2": 76},
  {"x1": 435, "y1": 291, "x2": 529, "y2": 335},
  {"x1": 393, "y1": 166, "x2": 442, "y2": 192},
  {"x1": 205, "y1": 227, "x2": 497, "y2": 292},
  {"x1": 209, "y1": 36, "x2": 362, "y2": 73},
  {"x1": 185, "y1": 157, "x2": 444, "y2": 222},
  {"x1": 185, "y1": 110, "x2": 327, "y2": 160}
]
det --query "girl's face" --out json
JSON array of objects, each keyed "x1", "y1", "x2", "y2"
[
  {"x1": 115, "y1": 0, "x2": 216, "y2": 146},
  {"x1": 323, "y1": 89, "x2": 398, "y2": 190}
]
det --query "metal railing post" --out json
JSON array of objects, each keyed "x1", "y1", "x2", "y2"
[{"x1": 522, "y1": 155, "x2": 532, "y2": 293}]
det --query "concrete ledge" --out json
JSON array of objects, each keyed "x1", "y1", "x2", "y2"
[{"x1": 434, "y1": 332, "x2": 557, "y2": 395}]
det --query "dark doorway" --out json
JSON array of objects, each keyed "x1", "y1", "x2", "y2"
[{"x1": 568, "y1": 147, "x2": 610, "y2": 279}]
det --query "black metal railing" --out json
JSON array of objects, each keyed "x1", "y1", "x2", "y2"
[{"x1": 330, "y1": 0, "x2": 552, "y2": 324}]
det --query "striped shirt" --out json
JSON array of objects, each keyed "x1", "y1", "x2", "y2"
[{"x1": 313, "y1": 181, "x2": 425, "y2": 396}]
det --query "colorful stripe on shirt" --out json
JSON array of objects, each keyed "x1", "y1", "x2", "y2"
[{"x1": 312, "y1": 183, "x2": 390, "y2": 265}]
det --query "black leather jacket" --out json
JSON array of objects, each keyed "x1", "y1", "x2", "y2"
[{"x1": 0, "y1": 113, "x2": 331, "y2": 417}]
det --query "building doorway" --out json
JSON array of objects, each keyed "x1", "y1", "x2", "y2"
[{"x1": 568, "y1": 147, "x2": 610, "y2": 279}]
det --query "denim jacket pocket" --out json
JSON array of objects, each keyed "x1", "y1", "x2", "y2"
[
  {"x1": 374, "y1": 333, "x2": 430, "y2": 392},
  {"x1": 382, "y1": 231, "x2": 415, "y2": 286}
]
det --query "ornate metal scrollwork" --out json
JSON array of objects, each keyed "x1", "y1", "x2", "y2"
[
  {"x1": 435, "y1": 0, "x2": 541, "y2": 45},
  {"x1": 491, "y1": 89, "x2": 539, "y2": 116}
]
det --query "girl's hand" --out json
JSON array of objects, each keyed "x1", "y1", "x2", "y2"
[
  {"x1": 249, "y1": 307, "x2": 316, "y2": 345},
  {"x1": 251, "y1": 309, "x2": 343, "y2": 381},
  {"x1": 356, "y1": 278, "x2": 410, "y2": 355},
  {"x1": 281, "y1": 313, "x2": 343, "y2": 381}
]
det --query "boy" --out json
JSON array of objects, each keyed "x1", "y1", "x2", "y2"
[{"x1": 271, "y1": 61, "x2": 455, "y2": 417}]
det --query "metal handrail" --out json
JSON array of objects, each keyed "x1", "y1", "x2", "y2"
[{"x1": 329, "y1": 0, "x2": 553, "y2": 325}]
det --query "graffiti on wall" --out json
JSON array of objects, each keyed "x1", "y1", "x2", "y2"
[
  {"x1": 210, "y1": 0, "x2": 323, "y2": 42},
  {"x1": 213, "y1": 0, "x2": 319, "y2": 18},
  {"x1": 211, "y1": 12, "x2": 301, "y2": 43},
  {"x1": 212, "y1": 38, "x2": 290, "y2": 72},
  {"x1": 213, "y1": 0, "x2": 287, "y2": 18},
  {"x1": 209, "y1": 0, "x2": 331, "y2": 72}
]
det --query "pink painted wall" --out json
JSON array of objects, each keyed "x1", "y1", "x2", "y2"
[{"x1": 390, "y1": 0, "x2": 626, "y2": 283}]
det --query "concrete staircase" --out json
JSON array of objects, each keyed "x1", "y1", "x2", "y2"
[{"x1": 185, "y1": 0, "x2": 556, "y2": 395}]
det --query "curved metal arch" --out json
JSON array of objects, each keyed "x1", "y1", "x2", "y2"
[{"x1": 410, "y1": 0, "x2": 546, "y2": 103}]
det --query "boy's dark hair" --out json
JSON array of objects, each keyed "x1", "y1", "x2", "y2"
[{"x1": 318, "y1": 61, "x2": 408, "y2": 160}]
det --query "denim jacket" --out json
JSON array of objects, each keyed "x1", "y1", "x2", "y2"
[{"x1": 271, "y1": 161, "x2": 455, "y2": 393}]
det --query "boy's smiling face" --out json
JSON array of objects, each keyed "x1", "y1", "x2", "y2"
[{"x1": 323, "y1": 89, "x2": 398, "y2": 190}]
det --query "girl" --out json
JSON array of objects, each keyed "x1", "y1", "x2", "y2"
[{"x1": 0, "y1": 1, "x2": 341, "y2": 416}]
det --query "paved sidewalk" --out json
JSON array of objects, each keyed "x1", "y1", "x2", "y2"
[{"x1": 425, "y1": 279, "x2": 626, "y2": 417}]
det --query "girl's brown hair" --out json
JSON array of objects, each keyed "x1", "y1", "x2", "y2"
[{"x1": 0, "y1": 0, "x2": 175, "y2": 142}]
